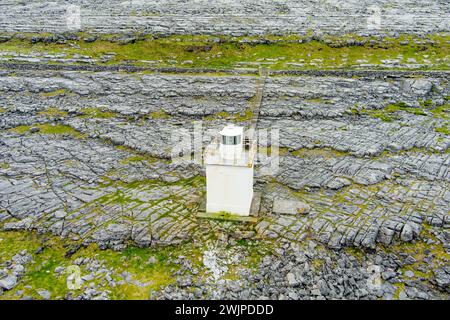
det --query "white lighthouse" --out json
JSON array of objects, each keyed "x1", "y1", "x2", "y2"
[{"x1": 204, "y1": 124, "x2": 256, "y2": 216}]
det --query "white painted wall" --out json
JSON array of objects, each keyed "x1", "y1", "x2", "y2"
[{"x1": 206, "y1": 164, "x2": 253, "y2": 216}]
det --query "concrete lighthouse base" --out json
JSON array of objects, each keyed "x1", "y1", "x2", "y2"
[{"x1": 196, "y1": 192, "x2": 261, "y2": 223}]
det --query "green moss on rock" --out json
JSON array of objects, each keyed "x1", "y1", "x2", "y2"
[
  {"x1": 10, "y1": 124, "x2": 83, "y2": 137},
  {"x1": 79, "y1": 107, "x2": 117, "y2": 119}
]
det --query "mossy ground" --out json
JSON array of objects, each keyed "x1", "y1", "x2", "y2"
[
  {"x1": 9, "y1": 123, "x2": 84, "y2": 138},
  {"x1": 0, "y1": 231, "x2": 81, "y2": 300},
  {"x1": 0, "y1": 162, "x2": 10, "y2": 169},
  {"x1": 358, "y1": 101, "x2": 445, "y2": 122},
  {"x1": 0, "y1": 231, "x2": 183, "y2": 299},
  {"x1": 202, "y1": 109, "x2": 253, "y2": 122},
  {"x1": 381, "y1": 226, "x2": 449, "y2": 298},
  {"x1": 0, "y1": 229, "x2": 276, "y2": 300},
  {"x1": 37, "y1": 107, "x2": 68, "y2": 118},
  {"x1": 1, "y1": 33, "x2": 448, "y2": 70},
  {"x1": 40, "y1": 89, "x2": 68, "y2": 97},
  {"x1": 435, "y1": 125, "x2": 449, "y2": 135},
  {"x1": 78, "y1": 107, "x2": 117, "y2": 119},
  {"x1": 119, "y1": 155, "x2": 157, "y2": 165},
  {"x1": 71, "y1": 243, "x2": 182, "y2": 299},
  {"x1": 431, "y1": 103, "x2": 449, "y2": 120},
  {"x1": 116, "y1": 145, "x2": 162, "y2": 166},
  {"x1": 430, "y1": 103, "x2": 450, "y2": 135},
  {"x1": 149, "y1": 110, "x2": 169, "y2": 119}
]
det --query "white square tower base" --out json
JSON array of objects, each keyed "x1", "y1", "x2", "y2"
[{"x1": 206, "y1": 164, "x2": 253, "y2": 216}]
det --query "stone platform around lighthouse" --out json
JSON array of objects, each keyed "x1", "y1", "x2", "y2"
[{"x1": 196, "y1": 192, "x2": 261, "y2": 223}]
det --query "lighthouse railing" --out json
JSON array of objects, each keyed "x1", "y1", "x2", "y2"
[{"x1": 204, "y1": 137, "x2": 256, "y2": 167}]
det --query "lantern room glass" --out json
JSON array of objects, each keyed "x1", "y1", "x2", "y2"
[{"x1": 221, "y1": 135, "x2": 241, "y2": 145}]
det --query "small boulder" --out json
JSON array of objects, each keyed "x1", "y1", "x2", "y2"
[
  {"x1": 54, "y1": 266, "x2": 65, "y2": 274},
  {"x1": 11, "y1": 264, "x2": 25, "y2": 276},
  {"x1": 53, "y1": 210, "x2": 67, "y2": 219},
  {"x1": 0, "y1": 275, "x2": 18, "y2": 290},
  {"x1": 296, "y1": 203, "x2": 311, "y2": 215},
  {"x1": 400, "y1": 224, "x2": 414, "y2": 242},
  {"x1": 433, "y1": 266, "x2": 450, "y2": 293},
  {"x1": 37, "y1": 289, "x2": 51, "y2": 300},
  {"x1": 147, "y1": 256, "x2": 157, "y2": 265},
  {"x1": 286, "y1": 273, "x2": 299, "y2": 287}
]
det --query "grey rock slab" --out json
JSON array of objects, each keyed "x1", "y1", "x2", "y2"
[
  {"x1": 433, "y1": 267, "x2": 450, "y2": 293},
  {"x1": 0, "y1": 1, "x2": 448, "y2": 37},
  {"x1": 37, "y1": 289, "x2": 51, "y2": 300},
  {"x1": 400, "y1": 224, "x2": 414, "y2": 242},
  {"x1": 0, "y1": 275, "x2": 18, "y2": 290},
  {"x1": 286, "y1": 273, "x2": 299, "y2": 287},
  {"x1": 273, "y1": 199, "x2": 310, "y2": 215}
]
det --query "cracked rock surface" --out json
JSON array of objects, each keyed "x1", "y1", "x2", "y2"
[
  {"x1": 0, "y1": 69, "x2": 448, "y2": 250},
  {"x1": 0, "y1": 1, "x2": 448, "y2": 37}
]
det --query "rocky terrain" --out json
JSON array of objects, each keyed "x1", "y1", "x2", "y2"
[
  {"x1": 0, "y1": 0, "x2": 448, "y2": 37},
  {"x1": 0, "y1": 0, "x2": 449, "y2": 300}
]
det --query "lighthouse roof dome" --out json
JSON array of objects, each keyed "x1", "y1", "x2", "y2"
[{"x1": 219, "y1": 124, "x2": 243, "y2": 137}]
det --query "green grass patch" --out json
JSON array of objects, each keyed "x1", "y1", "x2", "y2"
[
  {"x1": 234, "y1": 109, "x2": 254, "y2": 122},
  {"x1": 384, "y1": 102, "x2": 427, "y2": 116},
  {"x1": 344, "y1": 247, "x2": 367, "y2": 262},
  {"x1": 9, "y1": 125, "x2": 32, "y2": 134},
  {"x1": 0, "y1": 162, "x2": 10, "y2": 170},
  {"x1": 149, "y1": 110, "x2": 169, "y2": 119},
  {"x1": 435, "y1": 124, "x2": 449, "y2": 135},
  {"x1": 362, "y1": 101, "x2": 428, "y2": 122},
  {"x1": 198, "y1": 211, "x2": 257, "y2": 222},
  {"x1": 37, "y1": 107, "x2": 68, "y2": 118},
  {"x1": 203, "y1": 109, "x2": 253, "y2": 122},
  {"x1": 9, "y1": 124, "x2": 83, "y2": 137},
  {"x1": 0, "y1": 227, "x2": 279, "y2": 300},
  {"x1": 419, "y1": 99, "x2": 433, "y2": 108},
  {"x1": 431, "y1": 104, "x2": 449, "y2": 119},
  {"x1": 366, "y1": 110, "x2": 397, "y2": 122},
  {"x1": 1, "y1": 33, "x2": 449, "y2": 70},
  {"x1": 78, "y1": 107, "x2": 117, "y2": 119},
  {"x1": 257, "y1": 146, "x2": 289, "y2": 157},
  {"x1": 0, "y1": 231, "x2": 80, "y2": 300},
  {"x1": 119, "y1": 155, "x2": 157, "y2": 165},
  {"x1": 0, "y1": 231, "x2": 180, "y2": 300},
  {"x1": 71, "y1": 243, "x2": 178, "y2": 299},
  {"x1": 116, "y1": 145, "x2": 163, "y2": 164},
  {"x1": 40, "y1": 89, "x2": 68, "y2": 97},
  {"x1": 393, "y1": 283, "x2": 406, "y2": 300}
]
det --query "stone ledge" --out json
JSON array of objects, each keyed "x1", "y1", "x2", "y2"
[
  {"x1": 196, "y1": 192, "x2": 261, "y2": 223},
  {"x1": 196, "y1": 211, "x2": 258, "y2": 223}
]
